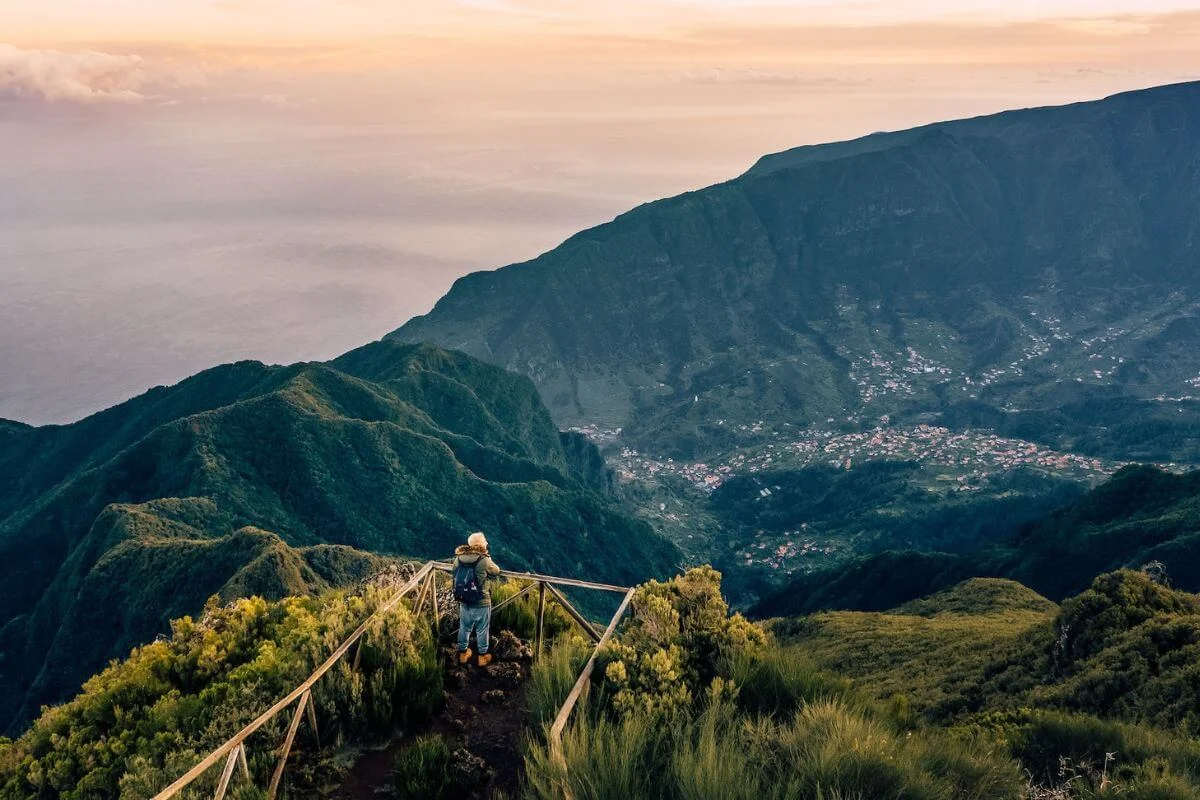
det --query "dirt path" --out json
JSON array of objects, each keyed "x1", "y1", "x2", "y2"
[{"x1": 332, "y1": 630, "x2": 533, "y2": 799}]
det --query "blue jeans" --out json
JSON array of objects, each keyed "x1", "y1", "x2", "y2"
[{"x1": 458, "y1": 604, "x2": 492, "y2": 654}]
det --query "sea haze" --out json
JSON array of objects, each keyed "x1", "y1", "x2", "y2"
[{"x1": 0, "y1": 101, "x2": 703, "y2": 426}]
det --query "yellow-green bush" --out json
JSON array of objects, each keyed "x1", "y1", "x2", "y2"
[
  {"x1": 524, "y1": 566, "x2": 1023, "y2": 800},
  {"x1": 0, "y1": 588, "x2": 441, "y2": 800},
  {"x1": 595, "y1": 567, "x2": 767, "y2": 719}
]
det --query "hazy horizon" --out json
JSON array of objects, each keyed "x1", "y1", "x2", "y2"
[{"x1": 3, "y1": 0, "x2": 1198, "y2": 425}]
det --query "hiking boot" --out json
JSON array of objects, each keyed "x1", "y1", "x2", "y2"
[
  {"x1": 477, "y1": 652, "x2": 493, "y2": 667},
  {"x1": 458, "y1": 648, "x2": 473, "y2": 665}
]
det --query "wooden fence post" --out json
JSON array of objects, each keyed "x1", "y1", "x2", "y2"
[
  {"x1": 535, "y1": 581, "x2": 547, "y2": 660},
  {"x1": 352, "y1": 635, "x2": 366, "y2": 671},
  {"x1": 213, "y1": 746, "x2": 240, "y2": 800},
  {"x1": 237, "y1": 743, "x2": 251, "y2": 782},
  {"x1": 305, "y1": 693, "x2": 320, "y2": 751},
  {"x1": 268, "y1": 691, "x2": 309, "y2": 800},
  {"x1": 412, "y1": 575, "x2": 429, "y2": 620},
  {"x1": 430, "y1": 571, "x2": 440, "y2": 634}
]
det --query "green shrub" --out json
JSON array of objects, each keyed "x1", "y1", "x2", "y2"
[
  {"x1": 959, "y1": 710, "x2": 1200, "y2": 797},
  {"x1": 1119, "y1": 759, "x2": 1200, "y2": 800},
  {"x1": 523, "y1": 708, "x2": 664, "y2": 800},
  {"x1": 526, "y1": 636, "x2": 592, "y2": 731},
  {"x1": 525, "y1": 692, "x2": 1025, "y2": 800},
  {"x1": 1011, "y1": 712, "x2": 1128, "y2": 784},
  {"x1": 524, "y1": 568, "x2": 1023, "y2": 800},
  {"x1": 596, "y1": 567, "x2": 767, "y2": 719},
  {"x1": 490, "y1": 581, "x2": 575, "y2": 641},
  {"x1": 0, "y1": 589, "x2": 442, "y2": 800},
  {"x1": 1054, "y1": 571, "x2": 1200, "y2": 665},
  {"x1": 670, "y1": 701, "x2": 766, "y2": 800},
  {"x1": 391, "y1": 735, "x2": 474, "y2": 800},
  {"x1": 726, "y1": 646, "x2": 858, "y2": 719}
]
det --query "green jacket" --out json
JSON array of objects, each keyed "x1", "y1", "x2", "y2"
[{"x1": 453, "y1": 545, "x2": 501, "y2": 606}]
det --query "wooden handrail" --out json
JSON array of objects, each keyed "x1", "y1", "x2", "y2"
[{"x1": 432, "y1": 561, "x2": 631, "y2": 594}]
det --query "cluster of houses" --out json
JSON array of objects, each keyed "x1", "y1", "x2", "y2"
[
  {"x1": 738, "y1": 534, "x2": 837, "y2": 573},
  {"x1": 608, "y1": 423, "x2": 1120, "y2": 498},
  {"x1": 850, "y1": 347, "x2": 955, "y2": 404}
]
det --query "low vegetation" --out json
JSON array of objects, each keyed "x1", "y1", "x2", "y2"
[
  {"x1": 523, "y1": 568, "x2": 1025, "y2": 800},
  {"x1": 0, "y1": 585, "x2": 441, "y2": 799},
  {"x1": 6, "y1": 556, "x2": 1198, "y2": 798},
  {"x1": 778, "y1": 571, "x2": 1200, "y2": 796},
  {"x1": 390, "y1": 735, "x2": 474, "y2": 800}
]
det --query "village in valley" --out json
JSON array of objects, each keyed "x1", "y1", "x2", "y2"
[
  {"x1": 574, "y1": 421, "x2": 1123, "y2": 498},
  {"x1": 568, "y1": 418, "x2": 1136, "y2": 579},
  {"x1": 568, "y1": 307, "x2": 1200, "y2": 582}
]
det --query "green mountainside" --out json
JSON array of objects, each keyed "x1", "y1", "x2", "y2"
[
  {"x1": 393, "y1": 81, "x2": 1200, "y2": 461},
  {"x1": 0, "y1": 341, "x2": 679, "y2": 735},
  {"x1": 774, "y1": 570, "x2": 1200, "y2": 738},
  {"x1": 752, "y1": 465, "x2": 1200, "y2": 617}
]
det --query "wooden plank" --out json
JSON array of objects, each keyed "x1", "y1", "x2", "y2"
[
  {"x1": 352, "y1": 635, "x2": 366, "y2": 671},
  {"x1": 237, "y1": 743, "x2": 251, "y2": 781},
  {"x1": 154, "y1": 562, "x2": 434, "y2": 800},
  {"x1": 267, "y1": 691, "x2": 309, "y2": 800},
  {"x1": 431, "y1": 562, "x2": 630, "y2": 594},
  {"x1": 412, "y1": 573, "x2": 430, "y2": 620},
  {"x1": 544, "y1": 583, "x2": 601, "y2": 643},
  {"x1": 212, "y1": 747, "x2": 239, "y2": 800},
  {"x1": 491, "y1": 581, "x2": 536, "y2": 613},
  {"x1": 535, "y1": 581, "x2": 547, "y2": 661},
  {"x1": 549, "y1": 587, "x2": 635, "y2": 742}
]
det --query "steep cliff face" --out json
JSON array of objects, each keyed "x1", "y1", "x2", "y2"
[
  {"x1": 393, "y1": 82, "x2": 1200, "y2": 458},
  {"x1": 0, "y1": 341, "x2": 678, "y2": 734}
]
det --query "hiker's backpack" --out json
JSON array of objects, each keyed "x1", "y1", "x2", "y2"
[{"x1": 453, "y1": 560, "x2": 485, "y2": 604}]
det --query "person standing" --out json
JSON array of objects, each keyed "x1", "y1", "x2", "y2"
[{"x1": 452, "y1": 531, "x2": 501, "y2": 666}]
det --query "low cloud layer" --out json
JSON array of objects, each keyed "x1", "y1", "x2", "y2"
[{"x1": 0, "y1": 44, "x2": 201, "y2": 104}]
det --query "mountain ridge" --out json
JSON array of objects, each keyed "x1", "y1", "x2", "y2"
[
  {"x1": 392, "y1": 80, "x2": 1200, "y2": 460},
  {"x1": 0, "y1": 340, "x2": 679, "y2": 734}
]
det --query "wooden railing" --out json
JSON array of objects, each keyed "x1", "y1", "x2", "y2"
[{"x1": 151, "y1": 560, "x2": 636, "y2": 800}]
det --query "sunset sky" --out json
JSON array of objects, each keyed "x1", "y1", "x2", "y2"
[
  {"x1": 2, "y1": 0, "x2": 1199, "y2": 424},
  {"x1": 7, "y1": 0, "x2": 1200, "y2": 43}
]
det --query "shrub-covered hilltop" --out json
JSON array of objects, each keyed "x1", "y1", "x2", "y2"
[
  {"x1": 0, "y1": 579, "x2": 442, "y2": 799},
  {"x1": 770, "y1": 570, "x2": 1200, "y2": 798},
  {"x1": 521, "y1": 567, "x2": 1200, "y2": 800},
  {"x1": 0, "y1": 340, "x2": 679, "y2": 735}
]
